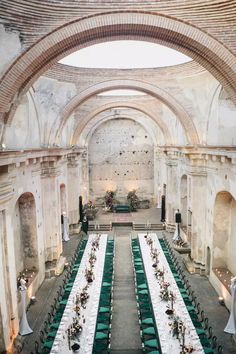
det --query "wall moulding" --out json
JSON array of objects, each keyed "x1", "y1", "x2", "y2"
[{"x1": 0, "y1": 180, "x2": 14, "y2": 205}]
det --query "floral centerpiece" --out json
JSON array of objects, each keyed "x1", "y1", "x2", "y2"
[
  {"x1": 89, "y1": 251, "x2": 97, "y2": 267},
  {"x1": 160, "y1": 281, "x2": 170, "y2": 301},
  {"x1": 80, "y1": 288, "x2": 89, "y2": 306},
  {"x1": 104, "y1": 190, "x2": 117, "y2": 211},
  {"x1": 85, "y1": 267, "x2": 94, "y2": 283},
  {"x1": 127, "y1": 189, "x2": 139, "y2": 211},
  {"x1": 92, "y1": 235, "x2": 100, "y2": 250}
]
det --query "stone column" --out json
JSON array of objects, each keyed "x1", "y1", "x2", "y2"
[
  {"x1": 165, "y1": 153, "x2": 179, "y2": 225},
  {"x1": 67, "y1": 152, "x2": 81, "y2": 225},
  {"x1": 154, "y1": 147, "x2": 166, "y2": 208},
  {"x1": 41, "y1": 157, "x2": 62, "y2": 261},
  {"x1": 188, "y1": 160, "x2": 207, "y2": 266},
  {"x1": 81, "y1": 149, "x2": 89, "y2": 203}
]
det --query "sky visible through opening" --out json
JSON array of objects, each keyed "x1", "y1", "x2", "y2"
[
  {"x1": 60, "y1": 40, "x2": 191, "y2": 69},
  {"x1": 60, "y1": 40, "x2": 191, "y2": 96}
]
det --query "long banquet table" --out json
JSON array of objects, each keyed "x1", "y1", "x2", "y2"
[
  {"x1": 50, "y1": 234, "x2": 108, "y2": 354},
  {"x1": 138, "y1": 233, "x2": 205, "y2": 354}
]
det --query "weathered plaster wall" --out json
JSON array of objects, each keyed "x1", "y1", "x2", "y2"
[
  {"x1": 158, "y1": 147, "x2": 236, "y2": 308},
  {"x1": 74, "y1": 94, "x2": 187, "y2": 146},
  {"x1": 79, "y1": 107, "x2": 164, "y2": 146},
  {"x1": 4, "y1": 77, "x2": 77, "y2": 149},
  {"x1": 207, "y1": 88, "x2": 236, "y2": 146},
  {"x1": 0, "y1": 24, "x2": 22, "y2": 75},
  {"x1": 88, "y1": 118, "x2": 154, "y2": 201},
  {"x1": 0, "y1": 148, "x2": 83, "y2": 351}
]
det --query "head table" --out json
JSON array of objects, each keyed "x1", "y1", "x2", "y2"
[
  {"x1": 50, "y1": 234, "x2": 108, "y2": 354},
  {"x1": 138, "y1": 233, "x2": 205, "y2": 354}
]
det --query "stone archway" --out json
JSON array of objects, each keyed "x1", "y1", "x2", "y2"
[
  {"x1": 180, "y1": 174, "x2": 187, "y2": 227},
  {"x1": 0, "y1": 11, "x2": 236, "y2": 134},
  {"x1": 71, "y1": 101, "x2": 173, "y2": 145},
  {"x1": 78, "y1": 113, "x2": 160, "y2": 146},
  {"x1": 73, "y1": 104, "x2": 168, "y2": 145},
  {"x1": 14, "y1": 192, "x2": 39, "y2": 325},
  {"x1": 213, "y1": 191, "x2": 236, "y2": 275},
  {"x1": 54, "y1": 79, "x2": 198, "y2": 145}
]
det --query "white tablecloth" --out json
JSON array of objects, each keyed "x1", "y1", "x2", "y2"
[
  {"x1": 138, "y1": 233, "x2": 204, "y2": 354},
  {"x1": 50, "y1": 234, "x2": 108, "y2": 354}
]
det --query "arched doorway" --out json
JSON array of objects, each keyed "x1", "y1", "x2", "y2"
[
  {"x1": 213, "y1": 191, "x2": 236, "y2": 275},
  {"x1": 14, "y1": 193, "x2": 39, "y2": 320},
  {"x1": 14, "y1": 193, "x2": 39, "y2": 276},
  {"x1": 1, "y1": 10, "x2": 236, "y2": 132}
]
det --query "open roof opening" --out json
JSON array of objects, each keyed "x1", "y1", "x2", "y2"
[
  {"x1": 98, "y1": 90, "x2": 146, "y2": 96},
  {"x1": 59, "y1": 40, "x2": 191, "y2": 69}
]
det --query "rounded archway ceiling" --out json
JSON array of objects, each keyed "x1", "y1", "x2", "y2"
[
  {"x1": 0, "y1": 10, "x2": 236, "y2": 132},
  {"x1": 53, "y1": 79, "x2": 198, "y2": 145}
]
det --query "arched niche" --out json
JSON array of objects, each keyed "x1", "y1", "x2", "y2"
[
  {"x1": 14, "y1": 192, "x2": 39, "y2": 276},
  {"x1": 180, "y1": 174, "x2": 187, "y2": 227},
  {"x1": 213, "y1": 191, "x2": 236, "y2": 275}
]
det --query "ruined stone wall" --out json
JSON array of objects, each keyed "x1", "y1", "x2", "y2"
[{"x1": 88, "y1": 118, "x2": 154, "y2": 201}]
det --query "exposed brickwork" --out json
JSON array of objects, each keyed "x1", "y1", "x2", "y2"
[
  {"x1": 0, "y1": 10, "x2": 235, "y2": 130},
  {"x1": 71, "y1": 100, "x2": 173, "y2": 145},
  {"x1": 46, "y1": 61, "x2": 205, "y2": 84},
  {"x1": 1, "y1": 1, "x2": 236, "y2": 54},
  {"x1": 56, "y1": 79, "x2": 200, "y2": 145},
  {"x1": 79, "y1": 111, "x2": 162, "y2": 146}
]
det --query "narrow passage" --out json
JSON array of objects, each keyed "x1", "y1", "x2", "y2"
[{"x1": 110, "y1": 227, "x2": 143, "y2": 354}]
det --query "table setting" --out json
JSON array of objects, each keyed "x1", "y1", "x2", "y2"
[
  {"x1": 138, "y1": 233, "x2": 205, "y2": 354},
  {"x1": 50, "y1": 234, "x2": 108, "y2": 354}
]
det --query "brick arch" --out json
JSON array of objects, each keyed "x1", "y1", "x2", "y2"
[
  {"x1": 54, "y1": 79, "x2": 199, "y2": 145},
  {"x1": 71, "y1": 101, "x2": 174, "y2": 145},
  {"x1": 79, "y1": 113, "x2": 163, "y2": 147},
  {"x1": 0, "y1": 11, "x2": 235, "y2": 132}
]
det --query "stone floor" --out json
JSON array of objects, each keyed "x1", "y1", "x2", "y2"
[
  {"x1": 17, "y1": 207, "x2": 236, "y2": 354},
  {"x1": 110, "y1": 227, "x2": 143, "y2": 354},
  {"x1": 89, "y1": 207, "x2": 161, "y2": 226}
]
